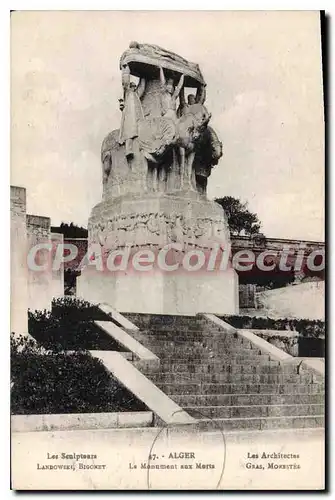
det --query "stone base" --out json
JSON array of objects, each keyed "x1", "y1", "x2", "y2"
[
  {"x1": 88, "y1": 191, "x2": 231, "y2": 251},
  {"x1": 78, "y1": 191, "x2": 239, "y2": 315},
  {"x1": 77, "y1": 266, "x2": 238, "y2": 315}
]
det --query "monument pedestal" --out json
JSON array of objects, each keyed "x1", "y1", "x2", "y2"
[
  {"x1": 78, "y1": 265, "x2": 238, "y2": 315},
  {"x1": 77, "y1": 193, "x2": 239, "y2": 315}
]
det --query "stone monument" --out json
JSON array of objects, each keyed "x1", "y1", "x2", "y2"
[{"x1": 78, "y1": 42, "x2": 238, "y2": 314}]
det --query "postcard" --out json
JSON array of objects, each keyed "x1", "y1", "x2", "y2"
[{"x1": 10, "y1": 10, "x2": 325, "y2": 490}]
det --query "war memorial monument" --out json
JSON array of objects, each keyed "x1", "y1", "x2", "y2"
[
  {"x1": 10, "y1": 29, "x2": 325, "y2": 491},
  {"x1": 78, "y1": 41, "x2": 238, "y2": 315}
]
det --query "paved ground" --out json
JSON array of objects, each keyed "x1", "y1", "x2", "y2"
[{"x1": 11, "y1": 426, "x2": 324, "y2": 490}]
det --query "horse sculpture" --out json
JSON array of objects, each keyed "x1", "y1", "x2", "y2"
[
  {"x1": 193, "y1": 126, "x2": 223, "y2": 195},
  {"x1": 175, "y1": 103, "x2": 212, "y2": 190},
  {"x1": 101, "y1": 102, "x2": 218, "y2": 196}
]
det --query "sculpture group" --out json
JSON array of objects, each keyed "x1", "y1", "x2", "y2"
[
  {"x1": 101, "y1": 41, "x2": 223, "y2": 198},
  {"x1": 81, "y1": 42, "x2": 237, "y2": 315}
]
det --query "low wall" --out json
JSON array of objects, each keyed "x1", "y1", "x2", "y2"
[
  {"x1": 249, "y1": 329, "x2": 299, "y2": 357},
  {"x1": 51, "y1": 233, "x2": 64, "y2": 298},
  {"x1": 256, "y1": 281, "x2": 325, "y2": 320},
  {"x1": 11, "y1": 411, "x2": 153, "y2": 432}
]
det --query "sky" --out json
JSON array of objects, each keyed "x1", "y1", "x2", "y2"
[{"x1": 11, "y1": 10, "x2": 324, "y2": 241}]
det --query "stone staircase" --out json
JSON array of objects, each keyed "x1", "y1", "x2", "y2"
[{"x1": 122, "y1": 313, "x2": 324, "y2": 432}]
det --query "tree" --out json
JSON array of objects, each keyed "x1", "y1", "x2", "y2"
[
  {"x1": 51, "y1": 222, "x2": 88, "y2": 239},
  {"x1": 214, "y1": 196, "x2": 261, "y2": 236}
]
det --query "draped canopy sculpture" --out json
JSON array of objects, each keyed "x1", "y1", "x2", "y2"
[{"x1": 101, "y1": 41, "x2": 223, "y2": 199}]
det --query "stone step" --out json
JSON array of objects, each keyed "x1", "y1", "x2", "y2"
[
  {"x1": 192, "y1": 415, "x2": 324, "y2": 432},
  {"x1": 122, "y1": 314, "x2": 206, "y2": 330},
  {"x1": 143, "y1": 347, "x2": 265, "y2": 359},
  {"x1": 146, "y1": 372, "x2": 314, "y2": 384},
  {"x1": 133, "y1": 331, "x2": 252, "y2": 347},
  {"x1": 138, "y1": 360, "x2": 283, "y2": 374},
  {"x1": 141, "y1": 345, "x2": 261, "y2": 358},
  {"x1": 134, "y1": 324, "x2": 230, "y2": 332},
  {"x1": 139, "y1": 341, "x2": 257, "y2": 354},
  {"x1": 122, "y1": 314, "x2": 229, "y2": 336},
  {"x1": 133, "y1": 330, "x2": 240, "y2": 340},
  {"x1": 141, "y1": 344, "x2": 270, "y2": 357},
  {"x1": 172, "y1": 392, "x2": 325, "y2": 407},
  {"x1": 131, "y1": 327, "x2": 229, "y2": 338},
  {"x1": 148, "y1": 338, "x2": 237, "y2": 350},
  {"x1": 143, "y1": 325, "x2": 209, "y2": 333},
  {"x1": 184, "y1": 403, "x2": 324, "y2": 419},
  {"x1": 121, "y1": 313, "x2": 325, "y2": 434},
  {"x1": 149, "y1": 354, "x2": 273, "y2": 363},
  {"x1": 157, "y1": 382, "x2": 324, "y2": 395},
  {"x1": 140, "y1": 362, "x2": 302, "y2": 375},
  {"x1": 132, "y1": 330, "x2": 247, "y2": 343}
]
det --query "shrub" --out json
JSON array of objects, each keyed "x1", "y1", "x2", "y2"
[
  {"x1": 28, "y1": 299, "x2": 126, "y2": 351},
  {"x1": 11, "y1": 334, "x2": 147, "y2": 415},
  {"x1": 221, "y1": 315, "x2": 325, "y2": 338},
  {"x1": 51, "y1": 296, "x2": 111, "y2": 322}
]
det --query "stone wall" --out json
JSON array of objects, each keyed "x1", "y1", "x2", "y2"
[
  {"x1": 51, "y1": 232, "x2": 64, "y2": 298},
  {"x1": 10, "y1": 186, "x2": 29, "y2": 335},
  {"x1": 26, "y1": 214, "x2": 53, "y2": 312},
  {"x1": 249, "y1": 329, "x2": 299, "y2": 357}
]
